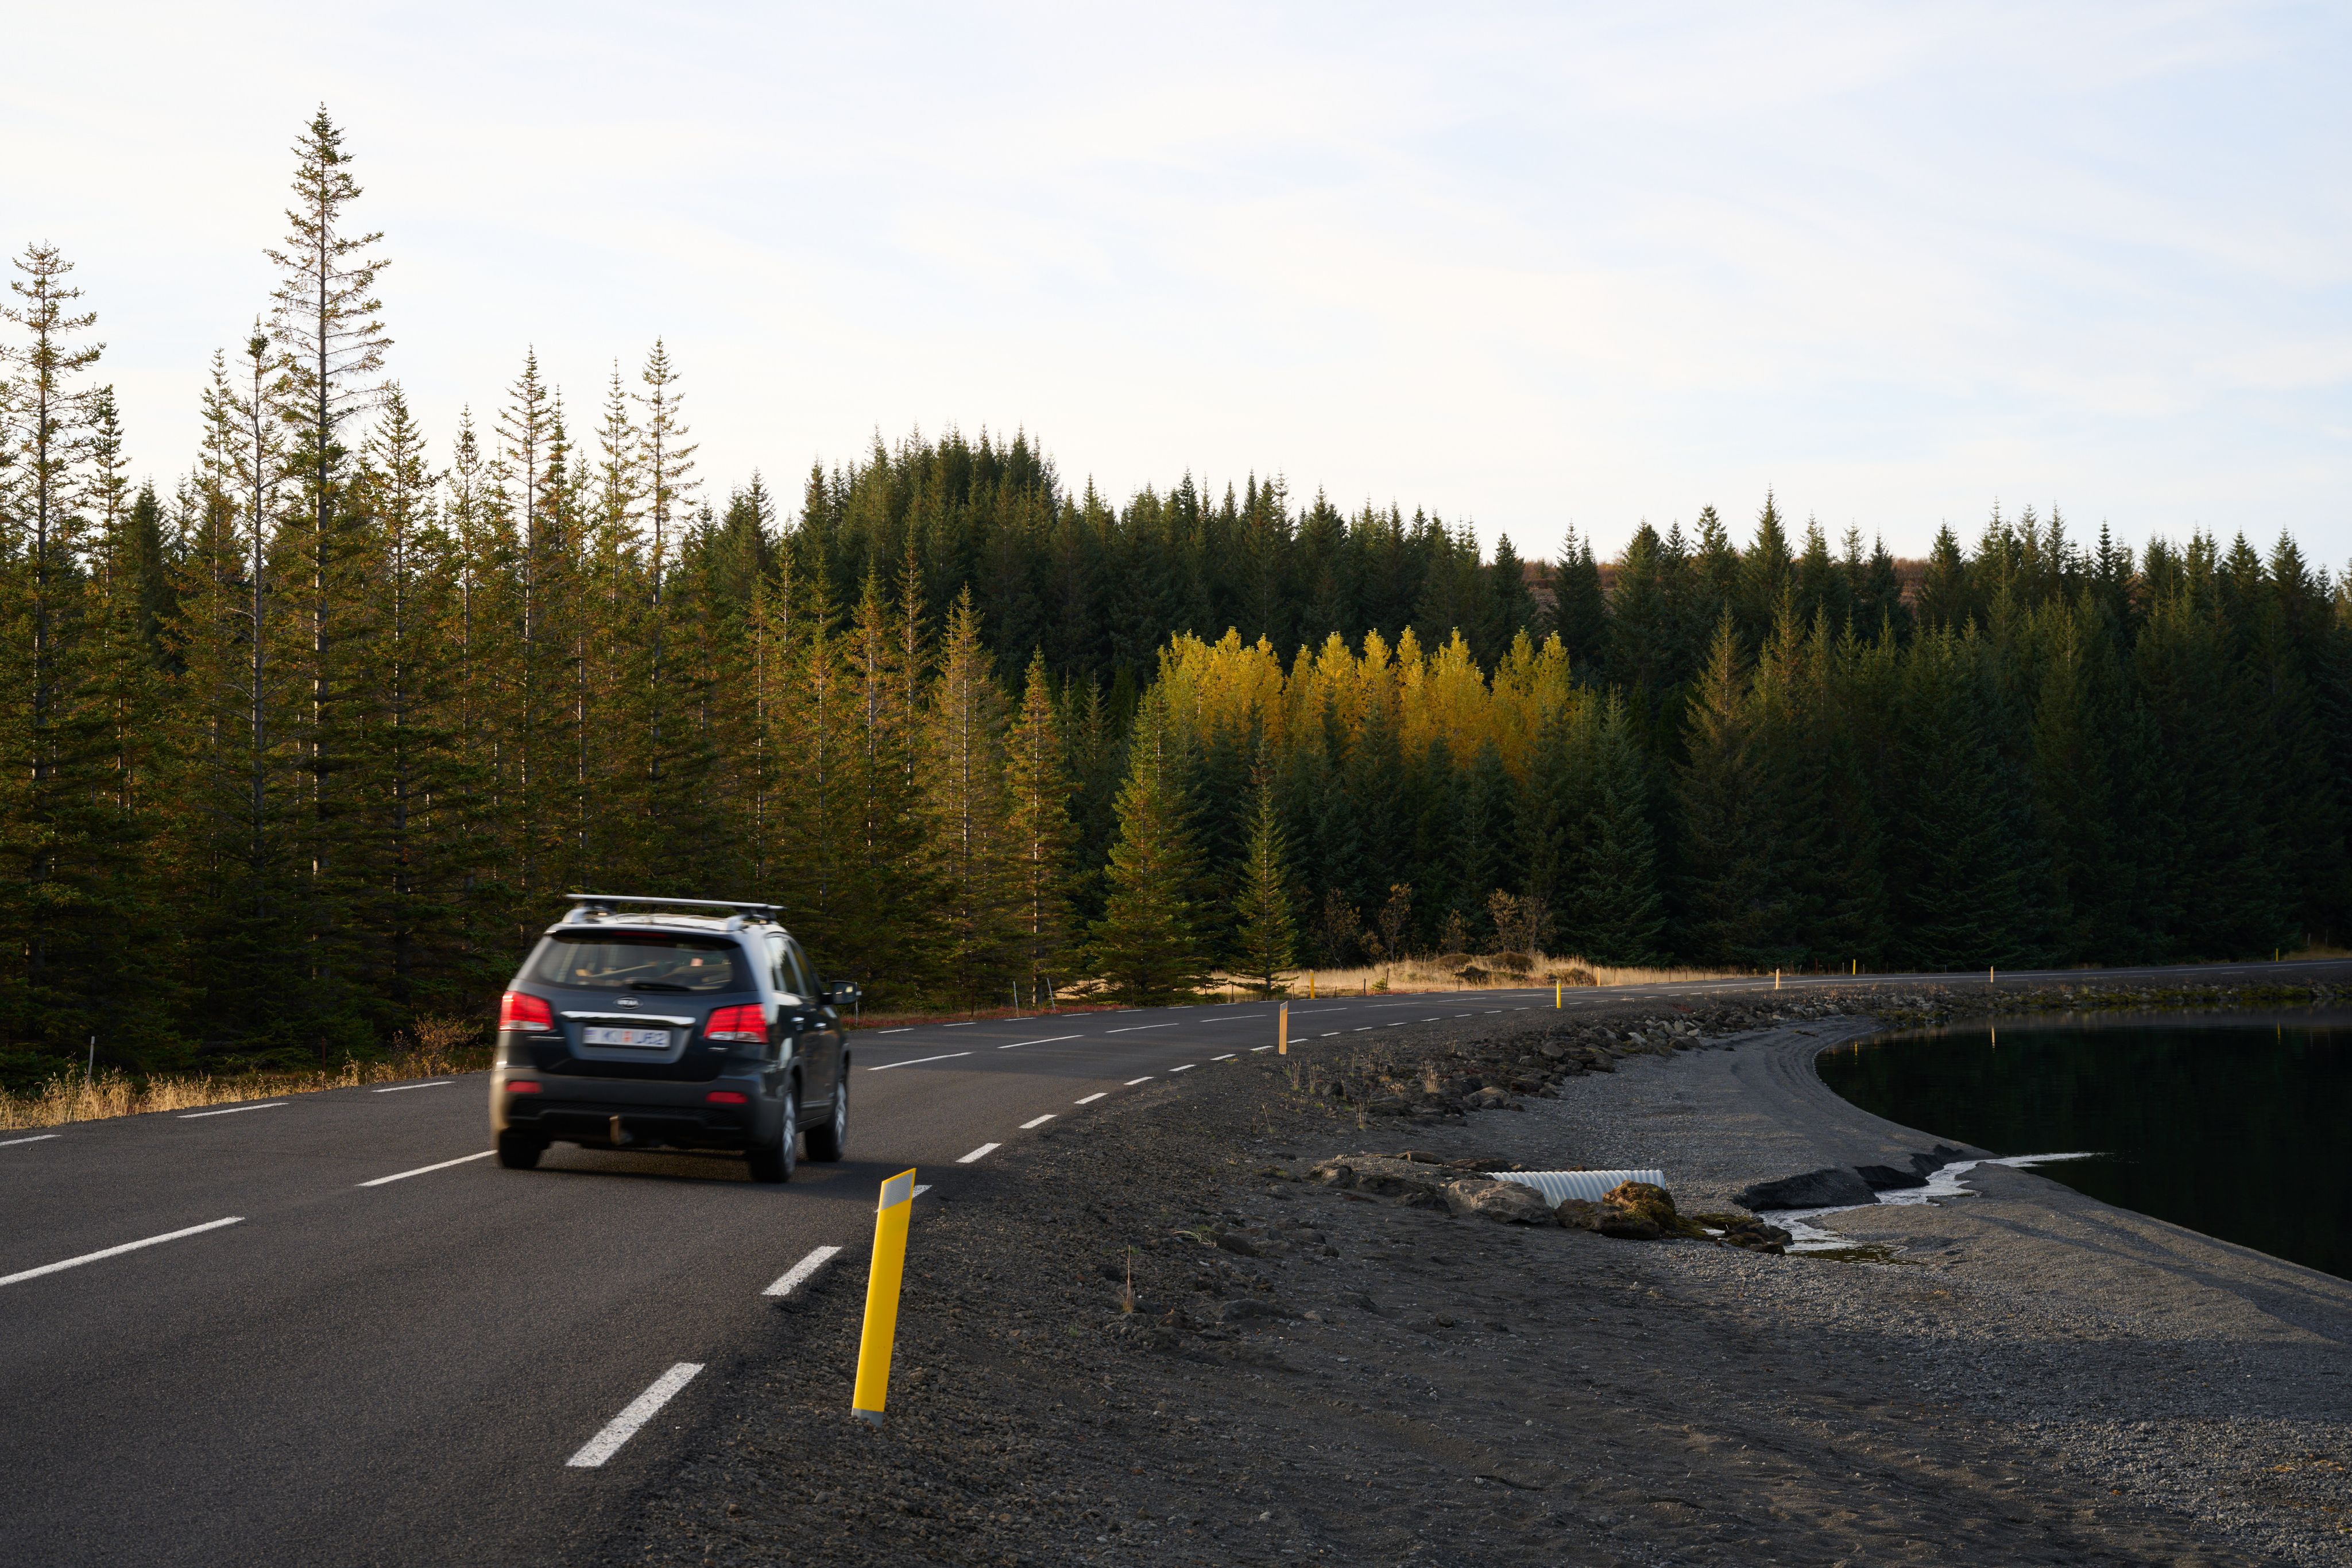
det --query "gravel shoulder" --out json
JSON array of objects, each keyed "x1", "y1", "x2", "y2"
[{"x1": 609, "y1": 987, "x2": 2350, "y2": 1567}]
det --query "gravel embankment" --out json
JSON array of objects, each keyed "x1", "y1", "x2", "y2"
[{"x1": 610, "y1": 985, "x2": 2350, "y2": 1566}]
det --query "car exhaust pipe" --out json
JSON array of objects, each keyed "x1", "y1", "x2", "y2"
[{"x1": 610, "y1": 1115, "x2": 634, "y2": 1147}]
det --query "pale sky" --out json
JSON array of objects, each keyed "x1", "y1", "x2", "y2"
[{"x1": 8, "y1": 2, "x2": 2349, "y2": 565}]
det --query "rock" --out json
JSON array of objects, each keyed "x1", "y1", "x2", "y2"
[
  {"x1": 1213, "y1": 1230, "x2": 1263, "y2": 1257},
  {"x1": 1852, "y1": 1164, "x2": 1927, "y2": 1191},
  {"x1": 1554, "y1": 1198, "x2": 1604, "y2": 1232},
  {"x1": 1734, "y1": 1167, "x2": 1878, "y2": 1211},
  {"x1": 1601, "y1": 1180, "x2": 1679, "y2": 1228},
  {"x1": 1440, "y1": 1178, "x2": 1559, "y2": 1226},
  {"x1": 1908, "y1": 1145, "x2": 1968, "y2": 1179},
  {"x1": 1597, "y1": 1210, "x2": 1663, "y2": 1240},
  {"x1": 1467, "y1": 1086, "x2": 1512, "y2": 1110}
]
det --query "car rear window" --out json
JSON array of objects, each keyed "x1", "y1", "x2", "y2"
[{"x1": 528, "y1": 932, "x2": 742, "y2": 993}]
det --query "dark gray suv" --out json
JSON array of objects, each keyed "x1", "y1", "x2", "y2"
[{"x1": 490, "y1": 895, "x2": 858, "y2": 1182}]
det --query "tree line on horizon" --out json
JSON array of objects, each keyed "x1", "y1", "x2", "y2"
[{"x1": 3, "y1": 108, "x2": 2349, "y2": 1086}]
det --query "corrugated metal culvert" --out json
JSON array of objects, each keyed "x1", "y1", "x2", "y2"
[{"x1": 1491, "y1": 1169, "x2": 1666, "y2": 1204}]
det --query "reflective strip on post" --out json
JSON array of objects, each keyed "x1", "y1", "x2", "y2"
[{"x1": 851, "y1": 1167, "x2": 918, "y2": 1426}]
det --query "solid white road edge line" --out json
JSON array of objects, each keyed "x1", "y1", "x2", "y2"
[
  {"x1": 0, "y1": 1216, "x2": 244, "y2": 1290},
  {"x1": 372, "y1": 1080, "x2": 454, "y2": 1093},
  {"x1": 1074, "y1": 1092, "x2": 1108, "y2": 1104},
  {"x1": 1124, "y1": 1076, "x2": 1154, "y2": 1085},
  {"x1": 1, "y1": 1133, "x2": 60, "y2": 1147},
  {"x1": 566, "y1": 1362, "x2": 704, "y2": 1468},
  {"x1": 764, "y1": 1244, "x2": 842, "y2": 1298},
  {"x1": 179, "y1": 1102, "x2": 287, "y2": 1119},
  {"x1": 999, "y1": 1033, "x2": 1081, "y2": 1050},
  {"x1": 1020, "y1": 1114, "x2": 1056, "y2": 1129},
  {"x1": 957, "y1": 1143, "x2": 1000, "y2": 1163},
  {"x1": 866, "y1": 1052, "x2": 972, "y2": 1071},
  {"x1": 358, "y1": 1150, "x2": 497, "y2": 1187}
]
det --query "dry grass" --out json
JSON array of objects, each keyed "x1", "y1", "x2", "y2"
[
  {"x1": 1216, "y1": 953, "x2": 1747, "y2": 998},
  {"x1": 0, "y1": 1014, "x2": 492, "y2": 1131}
]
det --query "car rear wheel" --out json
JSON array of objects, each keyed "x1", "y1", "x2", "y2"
[
  {"x1": 496, "y1": 1130, "x2": 545, "y2": 1170},
  {"x1": 805, "y1": 1078, "x2": 848, "y2": 1162},
  {"x1": 746, "y1": 1086, "x2": 798, "y2": 1183}
]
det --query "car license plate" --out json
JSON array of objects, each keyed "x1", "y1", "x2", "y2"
[{"x1": 582, "y1": 1025, "x2": 670, "y2": 1049}]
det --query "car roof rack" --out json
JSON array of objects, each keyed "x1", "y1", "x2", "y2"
[{"x1": 563, "y1": 892, "x2": 780, "y2": 923}]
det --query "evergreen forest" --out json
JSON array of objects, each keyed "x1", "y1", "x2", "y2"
[{"x1": 5, "y1": 110, "x2": 2349, "y2": 1085}]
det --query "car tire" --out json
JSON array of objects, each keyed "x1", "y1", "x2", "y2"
[
  {"x1": 496, "y1": 1130, "x2": 545, "y2": 1170},
  {"x1": 804, "y1": 1078, "x2": 848, "y2": 1162},
  {"x1": 747, "y1": 1085, "x2": 798, "y2": 1183}
]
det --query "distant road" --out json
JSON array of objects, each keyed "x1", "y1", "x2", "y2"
[{"x1": 2, "y1": 958, "x2": 2343, "y2": 1565}]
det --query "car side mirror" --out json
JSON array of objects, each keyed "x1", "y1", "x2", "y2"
[{"x1": 824, "y1": 981, "x2": 860, "y2": 1009}]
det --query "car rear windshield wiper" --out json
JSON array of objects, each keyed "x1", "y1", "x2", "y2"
[{"x1": 628, "y1": 981, "x2": 694, "y2": 992}]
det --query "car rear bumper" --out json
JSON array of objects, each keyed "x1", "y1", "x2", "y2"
[{"x1": 491, "y1": 1066, "x2": 778, "y2": 1150}]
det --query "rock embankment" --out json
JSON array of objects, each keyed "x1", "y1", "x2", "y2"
[{"x1": 1304, "y1": 1151, "x2": 1797, "y2": 1252}]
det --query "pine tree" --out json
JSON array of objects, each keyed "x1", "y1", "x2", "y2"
[
  {"x1": 264, "y1": 105, "x2": 392, "y2": 1052},
  {"x1": 1569, "y1": 694, "x2": 1664, "y2": 963},
  {"x1": 923, "y1": 588, "x2": 1015, "y2": 1004},
  {"x1": 1677, "y1": 615, "x2": 1778, "y2": 965},
  {"x1": 0, "y1": 241, "x2": 113, "y2": 1049},
  {"x1": 1231, "y1": 749, "x2": 1299, "y2": 996},
  {"x1": 1088, "y1": 692, "x2": 1209, "y2": 1002},
  {"x1": 1003, "y1": 648, "x2": 1076, "y2": 995}
]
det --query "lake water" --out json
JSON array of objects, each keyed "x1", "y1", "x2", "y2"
[{"x1": 1815, "y1": 1011, "x2": 2352, "y2": 1282}]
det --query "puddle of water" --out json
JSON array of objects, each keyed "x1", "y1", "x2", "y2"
[{"x1": 1774, "y1": 1152, "x2": 2100, "y2": 1254}]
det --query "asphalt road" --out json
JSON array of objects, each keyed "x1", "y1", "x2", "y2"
[{"x1": 2, "y1": 958, "x2": 2343, "y2": 1565}]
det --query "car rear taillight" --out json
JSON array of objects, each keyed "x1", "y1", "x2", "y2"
[
  {"x1": 705, "y1": 1090, "x2": 749, "y2": 1105},
  {"x1": 508, "y1": 1081, "x2": 542, "y2": 1094},
  {"x1": 499, "y1": 992, "x2": 554, "y2": 1031},
  {"x1": 704, "y1": 1004, "x2": 764, "y2": 1043}
]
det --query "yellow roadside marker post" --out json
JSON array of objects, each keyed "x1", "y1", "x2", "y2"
[
  {"x1": 1309, "y1": 971, "x2": 1316, "y2": 999},
  {"x1": 1774, "y1": 969, "x2": 1781, "y2": 990},
  {"x1": 1554, "y1": 978, "x2": 1561, "y2": 1009},
  {"x1": 851, "y1": 1168, "x2": 918, "y2": 1427},
  {"x1": 1277, "y1": 1002, "x2": 1289, "y2": 1055}
]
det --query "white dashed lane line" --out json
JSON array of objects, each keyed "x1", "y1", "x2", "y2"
[
  {"x1": 1020, "y1": 1114, "x2": 1056, "y2": 1129},
  {"x1": 1170, "y1": 1064, "x2": 1196, "y2": 1073},
  {"x1": 180, "y1": 1102, "x2": 287, "y2": 1119},
  {"x1": 914, "y1": 1184, "x2": 932, "y2": 1198},
  {"x1": 1, "y1": 1216, "x2": 244, "y2": 1291},
  {"x1": 358, "y1": 1150, "x2": 496, "y2": 1188},
  {"x1": 1074, "y1": 1092, "x2": 1108, "y2": 1105},
  {"x1": 763, "y1": 1244, "x2": 841, "y2": 1298},
  {"x1": 997, "y1": 1034, "x2": 1081, "y2": 1050},
  {"x1": 1124, "y1": 1076, "x2": 1154, "y2": 1085},
  {"x1": 866, "y1": 1052, "x2": 971, "y2": 1072},
  {"x1": 1105, "y1": 1023, "x2": 1178, "y2": 1034},
  {"x1": 566, "y1": 1363, "x2": 703, "y2": 1469},
  {"x1": 957, "y1": 1143, "x2": 1001, "y2": 1164},
  {"x1": 1212, "y1": 1054, "x2": 1235, "y2": 1061},
  {"x1": 372, "y1": 1081, "x2": 453, "y2": 1093},
  {"x1": 1, "y1": 1134, "x2": 60, "y2": 1148},
  {"x1": 877, "y1": 1027, "x2": 914, "y2": 1034},
  {"x1": 1251, "y1": 1045, "x2": 1274, "y2": 1052},
  {"x1": 1321, "y1": 1031, "x2": 1338, "y2": 1037},
  {"x1": 1353, "y1": 1027, "x2": 1372, "y2": 1033}
]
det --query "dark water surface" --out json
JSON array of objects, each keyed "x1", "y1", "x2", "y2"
[{"x1": 1816, "y1": 1011, "x2": 2352, "y2": 1281}]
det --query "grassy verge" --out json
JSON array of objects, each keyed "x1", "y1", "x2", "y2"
[{"x1": 0, "y1": 1017, "x2": 491, "y2": 1131}]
